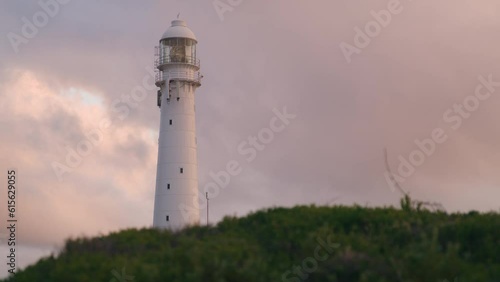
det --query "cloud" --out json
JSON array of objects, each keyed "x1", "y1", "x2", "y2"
[{"x1": 0, "y1": 69, "x2": 157, "y2": 248}]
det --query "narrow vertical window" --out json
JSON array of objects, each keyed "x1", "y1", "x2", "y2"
[
  {"x1": 169, "y1": 119, "x2": 172, "y2": 125},
  {"x1": 167, "y1": 184, "x2": 170, "y2": 189},
  {"x1": 180, "y1": 168, "x2": 184, "y2": 174},
  {"x1": 166, "y1": 215, "x2": 169, "y2": 221}
]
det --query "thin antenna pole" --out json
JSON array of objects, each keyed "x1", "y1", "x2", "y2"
[{"x1": 206, "y1": 192, "x2": 209, "y2": 226}]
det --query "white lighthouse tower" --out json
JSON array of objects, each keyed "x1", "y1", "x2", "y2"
[{"x1": 153, "y1": 19, "x2": 202, "y2": 229}]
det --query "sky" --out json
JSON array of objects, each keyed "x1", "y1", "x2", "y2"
[{"x1": 1, "y1": 0, "x2": 500, "y2": 276}]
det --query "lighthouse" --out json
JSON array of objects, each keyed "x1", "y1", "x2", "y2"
[{"x1": 153, "y1": 19, "x2": 202, "y2": 229}]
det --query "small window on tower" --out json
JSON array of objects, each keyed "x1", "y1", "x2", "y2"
[
  {"x1": 180, "y1": 168, "x2": 184, "y2": 174},
  {"x1": 167, "y1": 184, "x2": 170, "y2": 189},
  {"x1": 169, "y1": 119, "x2": 172, "y2": 125},
  {"x1": 166, "y1": 215, "x2": 169, "y2": 222}
]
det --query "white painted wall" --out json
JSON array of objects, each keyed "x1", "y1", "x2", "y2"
[{"x1": 153, "y1": 79, "x2": 200, "y2": 229}]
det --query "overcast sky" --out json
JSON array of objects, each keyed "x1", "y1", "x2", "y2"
[{"x1": 1, "y1": 0, "x2": 500, "y2": 275}]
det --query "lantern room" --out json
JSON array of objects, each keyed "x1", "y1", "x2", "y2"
[{"x1": 158, "y1": 20, "x2": 199, "y2": 68}]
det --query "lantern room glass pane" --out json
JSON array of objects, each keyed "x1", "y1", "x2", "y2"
[{"x1": 160, "y1": 38, "x2": 197, "y2": 65}]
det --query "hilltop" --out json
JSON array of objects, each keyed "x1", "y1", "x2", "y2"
[{"x1": 3, "y1": 205, "x2": 499, "y2": 282}]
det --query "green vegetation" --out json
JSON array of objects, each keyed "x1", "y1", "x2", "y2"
[{"x1": 4, "y1": 204, "x2": 499, "y2": 282}]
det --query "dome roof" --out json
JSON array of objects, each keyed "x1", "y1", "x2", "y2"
[{"x1": 161, "y1": 20, "x2": 197, "y2": 42}]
